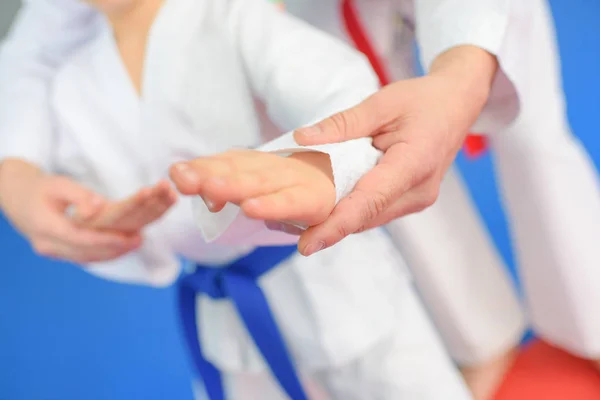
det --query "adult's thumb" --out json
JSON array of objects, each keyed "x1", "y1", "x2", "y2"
[{"x1": 294, "y1": 95, "x2": 381, "y2": 146}]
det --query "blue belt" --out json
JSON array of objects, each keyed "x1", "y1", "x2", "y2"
[{"x1": 177, "y1": 246, "x2": 307, "y2": 400}]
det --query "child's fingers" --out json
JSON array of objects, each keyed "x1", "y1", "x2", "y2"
[
  {"x1": 84, "y1": 188, "x2": 151, "y2": 231},
  {"x1": 202, "y1": 169, "x2": 297, "y2": 205},
  {"x1": 70, "y1": 200, "x2": 105, "y2": 225},
  {"x1": 108, "y1": 183, "x2": 176, "y2": 231},
  {"x1": 170, "y1": 159, "x2": 233, "y2": 195},
  {"x1": 170, "y1": 152, "x2": 277, "y2": 195},
  {"x1": 99, "y1": 188, "x2": 152, "y2": 227},
  {"x1": 240, "y1": 186, "x2": 330, "y2": 225},
  {"x1": 201, "y1": 196, "x2": 226, "y2": 213},
  {"x1": 140, "y1": 186, "x2": 178, "y2": 225}
]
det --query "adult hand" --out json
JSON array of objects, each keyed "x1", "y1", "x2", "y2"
[
  {"x1": 0, "y1": 159, "x2": 141, "y2": 263},
  {"x1": 290, "y1": 46, "x2": 499, "y2": 256}
]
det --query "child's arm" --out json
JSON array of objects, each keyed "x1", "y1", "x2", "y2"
[
  {"x1": 0, "y1": 158, "x2": 142, "y2": 263},
  {"x1": 171, "y1": 148, "x2": 336, "y2": 244},
  {"x1": 0, "y1": 2, "x2": 179, "y2": 268},
  {"x1": 170, "y1": 0, "x2": 384, "y2": 246},
  {"x1": 0, "y1": 158, "x2": 180, "y2": 285}
]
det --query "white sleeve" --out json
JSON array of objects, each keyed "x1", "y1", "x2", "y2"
[
  {"x1": 0, "y1": 0, "x2": 99, "y2": 170},
  {"x1": 192, "y1": 0, "x2": 383, "y2": 246},
  {"x1": 415, "y1": 0, "x2": 530, "y2": 134}
]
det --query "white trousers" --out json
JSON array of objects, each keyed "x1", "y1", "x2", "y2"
[
  {"x1": 386, "y1": 168, "x2": 526, "y2": 366},
  {"x1": 192, "y1": 283, "x2": 472, "y2": 400},
  {"x1": 492, "y1": 121, "x2": 600, "y2": 358},
  {"x1": 381, "y1": 0, "x2": 600, "y2": 361}
]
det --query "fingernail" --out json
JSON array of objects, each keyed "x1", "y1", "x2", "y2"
[
  {"x1": 298, "y1": 125, "x2": 321, "y2": 137},
  {"x1": 202, "y1": 196, "x2": 216, "y2": 211},
  {"x1": 265, "y1": 221, "x2": 285, "y2": 232},
  {"x1": 265, "y1": 221, "x2": 304, "y2": 236},
  {"x1": 174, "y1": 163, "x2": 200, "y2": 184},
  {"x1": 303, "y1": 241, "x2": 326, "y2": 256}
]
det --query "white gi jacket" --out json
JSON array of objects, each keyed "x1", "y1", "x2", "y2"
[{"x1": 6, "y1": 0, "x2": 419, "y2": 374}]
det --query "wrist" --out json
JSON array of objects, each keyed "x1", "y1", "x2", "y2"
[
  {"x1": 429, "y1": 45, "x2": 498, "y2": 122},
  {"x1": 288, "y1": 152, "x2": 334, "y2": 183},
  {"x1": 0, "y1": 158, "x2": 44, "y2": 210}
]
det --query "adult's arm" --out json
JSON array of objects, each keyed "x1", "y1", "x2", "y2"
[{"x1": 294, "y1": 0, "x2": 531, "y2": 255}]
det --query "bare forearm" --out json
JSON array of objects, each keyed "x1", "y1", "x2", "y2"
[
  {"x1": 429, "y1": 45, "x2": 499, "y2": 127},
  {"x1": 0, "y1": 158, "x2": 44, "y2": 213}
]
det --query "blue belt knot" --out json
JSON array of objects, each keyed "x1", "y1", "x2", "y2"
[{"x1": 177, "y1": 245, "x2": 308, "y2": 400}]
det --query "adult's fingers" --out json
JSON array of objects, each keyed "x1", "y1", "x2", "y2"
[
  {"x1": 293, "y1": 93, "x2": 386, "y2": 146},
  {"x1": 297, "y1": 145, "x2": 423, "y2": 256},
  {"x1": 360, "y1": 178, "x2": 441, "y2": 230}
]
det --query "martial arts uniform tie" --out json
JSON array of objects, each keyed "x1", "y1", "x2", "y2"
[{"x1": 178, "y1": 245, "x2": 308, "y2": 400}]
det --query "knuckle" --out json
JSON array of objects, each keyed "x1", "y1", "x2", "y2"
[
  {"x1": 414, "y1": 185, "x2": 440, "y2": 211},
  {"x1": 277, "y1": 190, "x2": 297, "y2": 208},
  {"x1": 354, "y1": 223, "x2": 369, "y2": 234},
  {"x1": 360, "y1": 191, "x2": 388, "y2": 222},
  {"x1": 327, "y1": 111, "x2": 355, "y2": 140},
  {"x1": 334, "y1": 222, "x2": 352, "y2": 241},
  {"x1": 423, "y1": 187, "x2": 440, "y2": 208},
  {"x1": 423, "y1": 155, "x2": 440, "y2": 177},
  {"x1": 218, "y1": 157, "x2": 237, "y2": 174}
]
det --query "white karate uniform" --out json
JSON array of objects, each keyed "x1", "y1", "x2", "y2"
[
  {"x1": 283, "y1": 0, "x2": 525, "y2": 366},
  {"x1": 0, "y1": 0, "x2": 472, "y2": 398},
  {"x1": 288, "y1": 0, "x2": 600, "y2": 361},
  {"x1": 4, "y1": 0, "x2": 599, "y2": 370}
]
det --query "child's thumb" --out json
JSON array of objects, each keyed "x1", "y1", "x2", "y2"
[{"x1": 48, "y1": 177, "x2": 105, "y2": 214}]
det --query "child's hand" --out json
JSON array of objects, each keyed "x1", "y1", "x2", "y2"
[
  {"x1": 73, "y1": 179, "x2": 178, "y2": 234},
  {"x1": 0, "y1": 160, "x2": 141, "y2": 263},
  {"x1": 169, "y1": 150, "x2": 335, "y2": 226}
]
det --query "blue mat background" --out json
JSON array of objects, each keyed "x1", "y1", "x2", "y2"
[{"x1": 0, "y1": 1, "x2": 599, "y2": 399}]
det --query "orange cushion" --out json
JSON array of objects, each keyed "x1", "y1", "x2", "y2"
[{"x1": 494, "y1": 340, "x2": 600, "y2": 400}]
